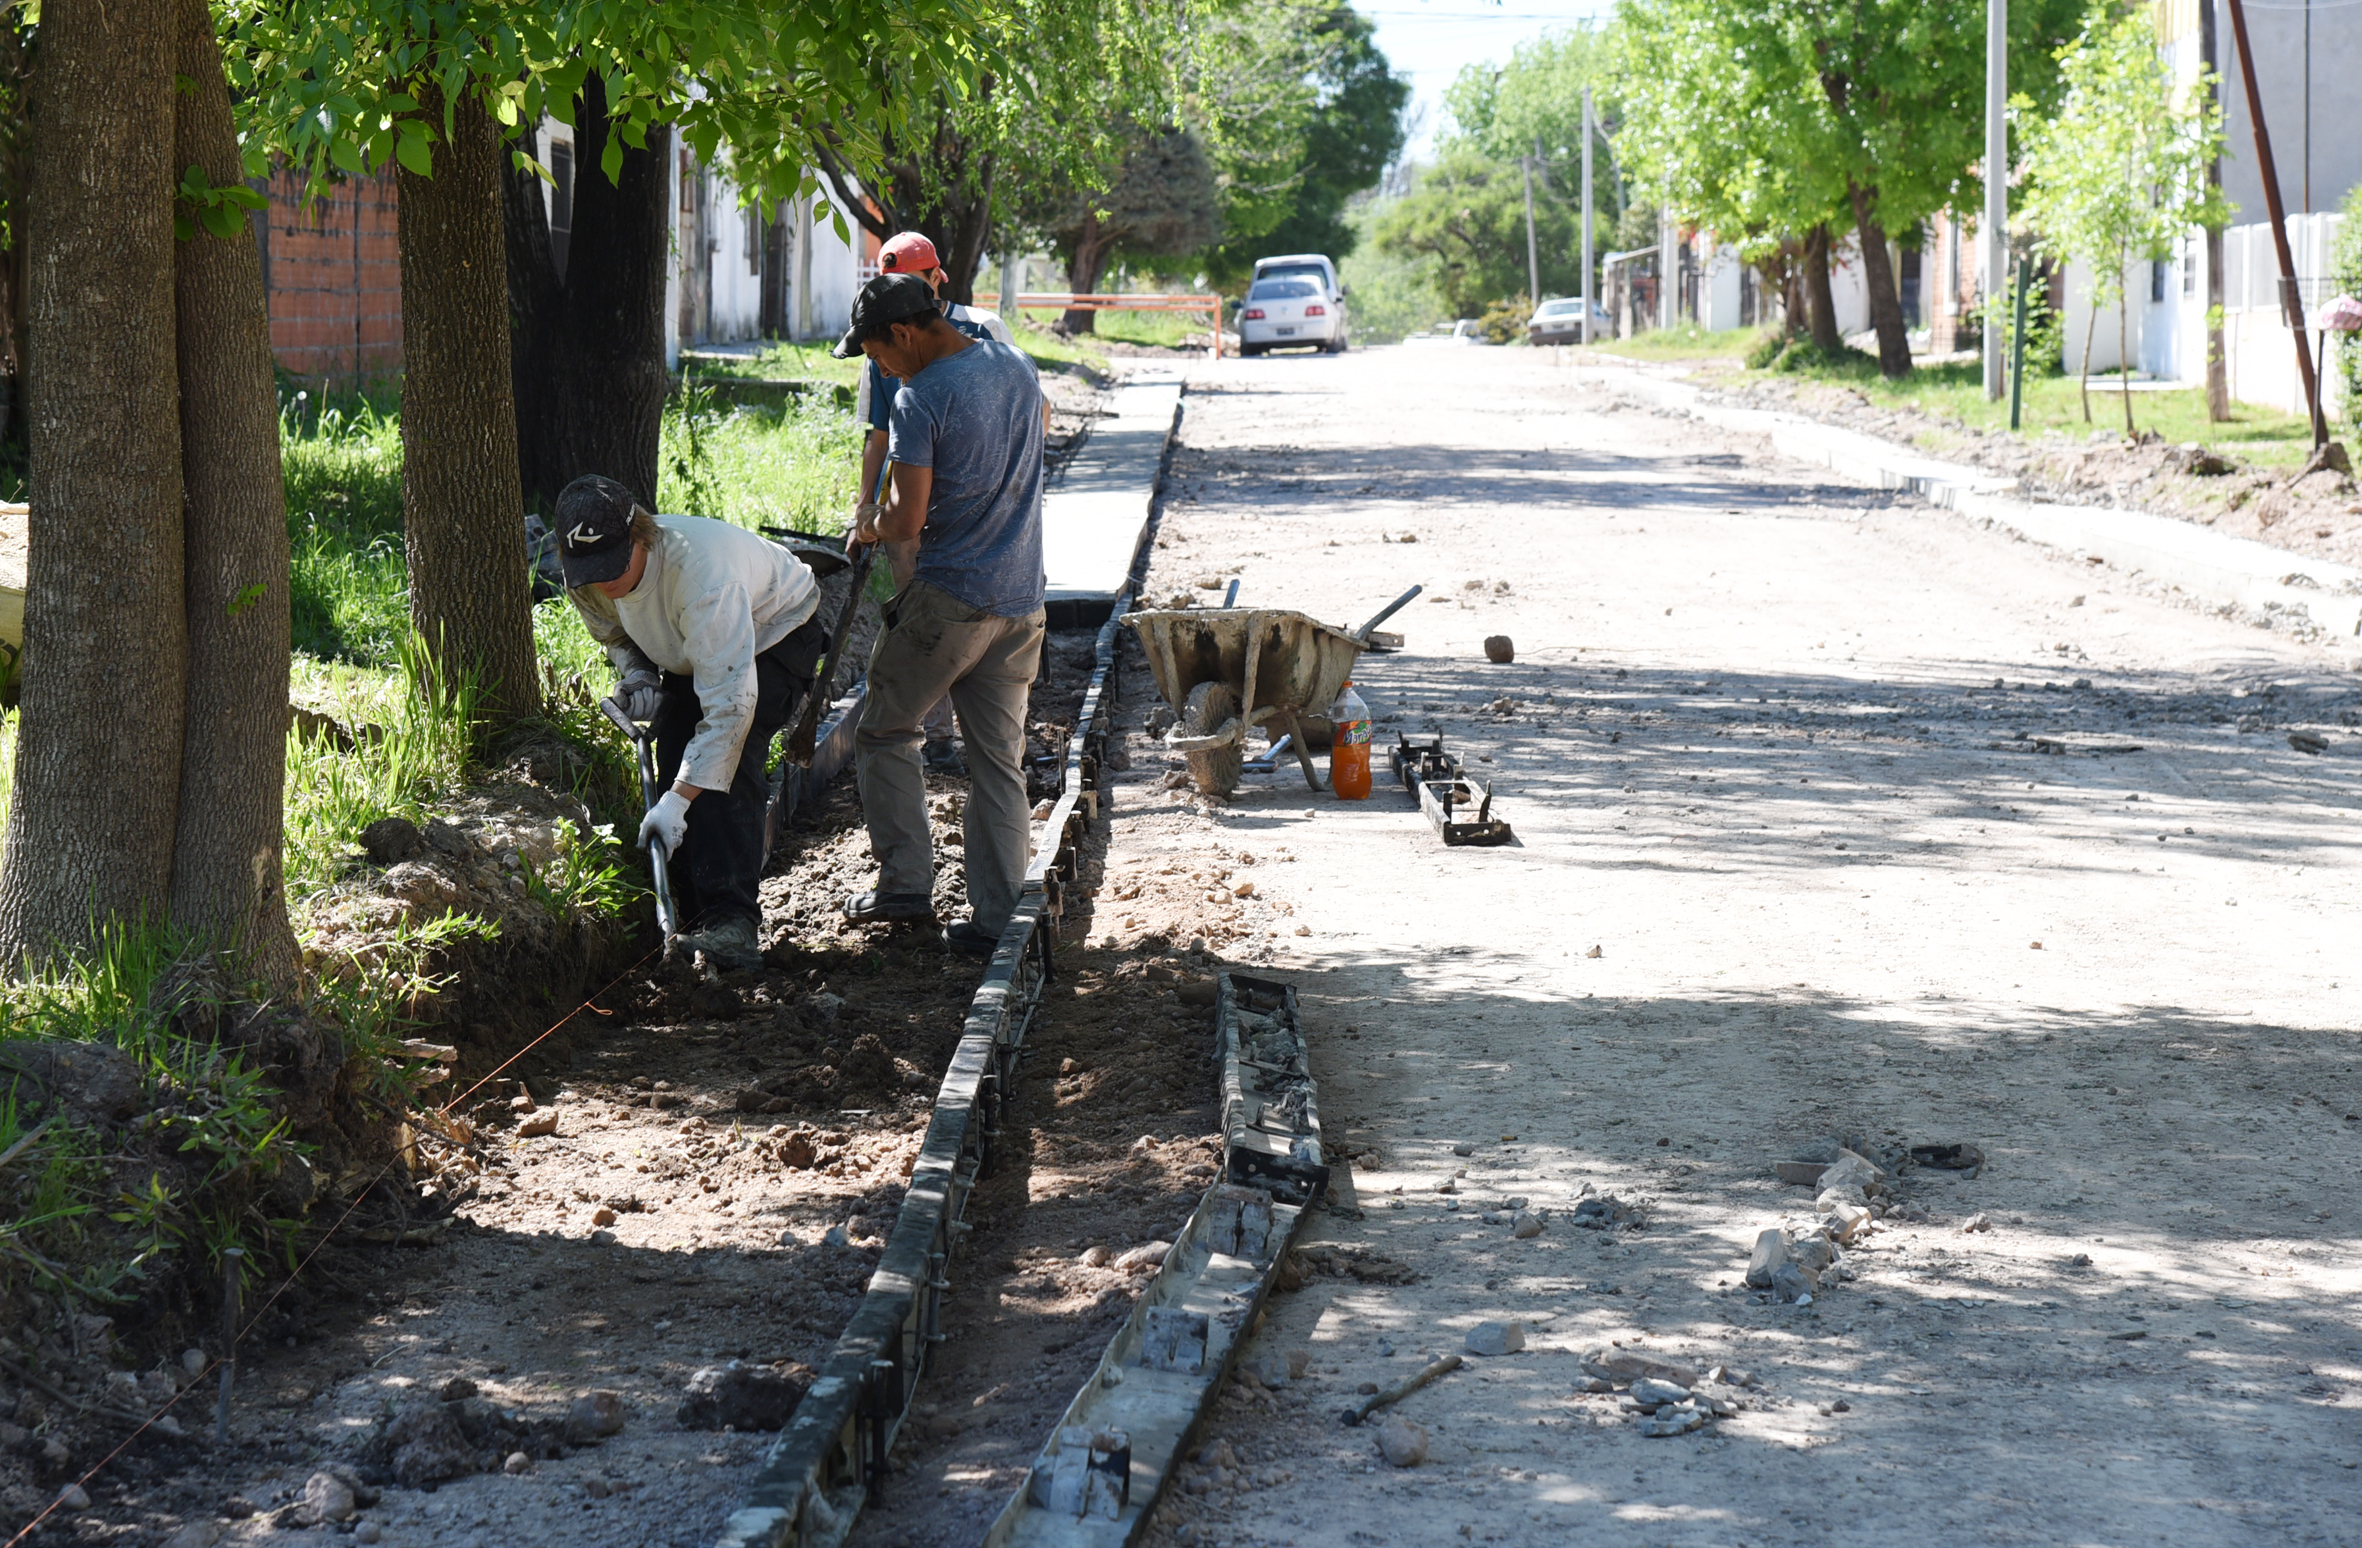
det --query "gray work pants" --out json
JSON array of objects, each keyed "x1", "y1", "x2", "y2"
[
  {"x1": 888, "y1": 536, "x2": 958, "y2": 741},
  {"x1": 855, "y1": 578, "x2": 1045, "y2": 931}
]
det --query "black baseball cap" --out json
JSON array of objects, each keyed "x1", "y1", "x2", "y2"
[
  {"x1": 832, "y1": 272, "x2": 940, "y2": 358},
  {"x1": 555, "y1": 475, "x2": 641, "y2": 587}
]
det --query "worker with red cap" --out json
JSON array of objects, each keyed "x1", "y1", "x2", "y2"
[{"x1": 855, "y1": 233, "x2": 1016, "y2": 777}]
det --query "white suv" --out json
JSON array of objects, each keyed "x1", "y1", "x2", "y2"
[{"x1": 1240, "y1": 253, "x2": 1347, "y2": 356}]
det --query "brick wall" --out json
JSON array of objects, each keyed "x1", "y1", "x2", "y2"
[{"x1": 256, "y1": 167, "x2": 403, "y2": 383}]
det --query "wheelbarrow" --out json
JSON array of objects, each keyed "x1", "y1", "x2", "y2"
[{"x1": 1126, "y1": 607, "x2": 1371, "y2": 797}]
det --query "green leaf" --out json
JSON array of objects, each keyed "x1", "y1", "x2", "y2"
[
  {"x1": 225, "y1": 582, "x2": 268, "y2": 620},
  {"x1": 395, "y1": 128, "x2": 432, "y2": 178}
]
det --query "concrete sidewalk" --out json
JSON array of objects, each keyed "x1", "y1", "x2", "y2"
[
  {"x1": 1042, "y1": 368, "x2": 1183, "y2": 626},
  {"x1": 1595, "y1": 361, "x2": 2362, "y2": 643}
]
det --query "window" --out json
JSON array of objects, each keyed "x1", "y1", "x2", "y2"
[
  {"x1": 2181, "y1": 241, "x2": 2197, "y2": 298},
  {"x1": 2151, "y1": 259, "x2": 2167, "y2": 304},
  {"x1": 1247, "y1": 279, "x2": 1318, "y2": 301},
  {"x1": 549, "y1": 141, "x2": 573, "y2": 233}
]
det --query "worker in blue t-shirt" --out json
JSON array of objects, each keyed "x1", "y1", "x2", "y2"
[{"x1": 853, "y1": 233, "x2": 1015, "y2": 777}]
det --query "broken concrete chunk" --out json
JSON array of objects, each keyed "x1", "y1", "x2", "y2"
[
  {"x1": 1745, "y1": 1228, "x2": 1788, "y2": 1288},
  {"x1": 1627, "y1": 1377, "x2": 1692, "y2": 1410},
  {"x1": 1961, "y1": 1212, "x2": 1993, "y2": 1234},
  {"x1": 1464, "y1": 1321, "x2": 1527, "y2": 1357},
  {"x1": 1817, "y1": 1150, "x2": 1887, "y2": 1197},
  {"x1": 1377, "y1": 1417, "x2": 1429, "y2": 1467},
  {"x1": 676, "y1": 1363, "x2": 807, "y2": 1432},
  {"x1": 1816, "y1": 1185, "x2": 1868, "y2": 1216},
  {"x1": 297, "y1": 1472, "x2": 356, "y2": 1525},
  {"x1": 1582, "y1": 1349, "x2": 1701, "y2": 1388},
  {"x1": 1770, "y1": 1262, "x2": 1816, "y2": 1305},
  {"x1": 1113, "y1": 1240, "x2": 1171, "y2": 1273},
  {"x1": 1638, "y1": 1404, "x2": 1708, "y2": 1437},
  {"x1": 1789, "y1": 1235, "x2": 1836, "y2": 1276},
  {"x1": 565, "y1": 1390, "x2": 627, "y2": 1442},
  {"x1": 1775, "y1": 1160, "x2": 1829, "y2": 1188},
  {"x1": 1825, "y1": 1201, "x2": 1872, "y2": 1244}
]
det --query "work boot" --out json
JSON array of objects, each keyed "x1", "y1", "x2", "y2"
[
  {"x1": 923, "y1": 737, "x2": 967, "y2": 777},
  {"x1": 677, "y1": 915, "x2": 761, "y2": 975},
  {"x1": 843, "y1": 890, "x2": 936, "y2": 925},
  {"x1": 942, "y1": 920, "x2": 1000, "y2": 958}
]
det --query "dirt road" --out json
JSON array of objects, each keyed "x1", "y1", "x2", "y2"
[{"x1": 1102, "y1": 344, "x2": 2362, "y2": 1546}]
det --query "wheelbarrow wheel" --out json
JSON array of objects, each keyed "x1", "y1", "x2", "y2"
[{"x1": 1181, "y1": 681, "x2": 1243, "y2": 797}]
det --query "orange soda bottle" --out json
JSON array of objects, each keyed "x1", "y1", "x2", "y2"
[{"x1": 1328, "y1": 681, "x2": 1372, "y2": 800}]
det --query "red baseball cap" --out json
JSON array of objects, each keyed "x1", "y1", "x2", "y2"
[{"x1": 879, "y1": 233, "x2": 940, "y2": 275}]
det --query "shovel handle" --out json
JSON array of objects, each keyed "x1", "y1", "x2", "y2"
[{"x1": 1354, "y1": 585, "x2": 1423, "y2": 641}]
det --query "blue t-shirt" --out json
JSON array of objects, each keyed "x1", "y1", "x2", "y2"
[{"x1": 887, "y1": 339, "x2": 1046, "y2": 617}]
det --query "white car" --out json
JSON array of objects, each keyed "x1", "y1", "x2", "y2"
[
  {"x1": 1240, "y1": 252, "x2": 1348, "y2": 355},
  {"x1": 1405, "y1": 319, "x2": 1490, "y2": 346}
]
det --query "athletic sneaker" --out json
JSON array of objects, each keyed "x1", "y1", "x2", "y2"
[
  {"x1": 676, "y1": 916, "x2": 761, "y2": 975},
  {"x1": 842, "y1": 890, "x2": 936, "y2": 924},
  {"x1": 923, "y1": 738, "x2": 967, "y2": 777}
]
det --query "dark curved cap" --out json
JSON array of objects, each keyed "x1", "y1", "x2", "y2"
[
  {"x1": 555, "y1": 475, "x2": 640, "y2": 587},
  {"x1": 833, "y1": 272, "x2": 940, "y2": 358}
]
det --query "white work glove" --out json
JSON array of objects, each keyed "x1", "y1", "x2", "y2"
[
  {"x1": 637, "y1": 790, "x2": 690, "y2": 855},
  {"x1": 616, "y1": 667, "x2": 664, "y2": 724}
]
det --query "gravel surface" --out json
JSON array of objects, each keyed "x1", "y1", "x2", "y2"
[{"x1": 1101, "y1": 344, "x2": 2361, "y2": 1548}]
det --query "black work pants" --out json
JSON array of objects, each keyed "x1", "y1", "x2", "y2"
[{"x1": 651, "y1": 616, "x2": 826, "y2": 931}]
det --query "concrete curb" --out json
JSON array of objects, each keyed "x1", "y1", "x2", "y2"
[{"x1": 1599, "y1": 366, "x2": 2362, "y2": 639}]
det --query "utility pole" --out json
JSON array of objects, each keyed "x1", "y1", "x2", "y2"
[
  {"x1": 1983, "y1": 0, "x2": 2007, "y2": 401},
  {"x1": 1581, "y1": 88, "x2": 1596, "y2": 346},
  {"x1": 2224, "y1": 0, "x2": 2329, "y2": 449},
  {"x1": 1523, "y1": 137, "x2": 1541, "y2": 307},
  {"x1": 2201, "y1": 0, "x2": 2229, "y2": 421}
]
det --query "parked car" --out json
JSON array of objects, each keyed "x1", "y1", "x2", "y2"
[
  {"x1": 1240, "y1": 253, "x2": 1347, "y2": 355},
  {"x1": 1405, "y1": 319, "x2": 1490, "y2": 346},
  {"x1": 1527, "y1": 296, "x2": 1611, "y2": 345}
]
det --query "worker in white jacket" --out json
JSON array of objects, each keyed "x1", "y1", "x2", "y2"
[{"x1": 558, "y1": 474, "x2": 821, "y2": 973}]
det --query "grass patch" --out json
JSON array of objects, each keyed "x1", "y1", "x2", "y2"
[
  {"x1": 1583, "y1": 322, "x2": 1759, "y2": 364},
  {"x1": 1734, "y1": 354, "x2": 2318, "y2": 466},
  {"x1": 677, "y1": 340, "x2": 865, "y2": 389},
  {"x1": 281, "y1": 387, "x2": 407, "y2": 666},
  {"x1": 1051, "y1": 307, "x2": 1205, "y2": 350},
  {"x1": 658, "y1": 384, "x2": 865, "y2": 534},
  {"x1": 283, "y1": 638, "x2": 481, "y2": 901}
]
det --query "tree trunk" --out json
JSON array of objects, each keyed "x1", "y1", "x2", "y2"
[
  {"x1": 168, "y1": 0, "x2": 294, "y2": 985},
  {"x1": 501, "y1": 121, "x2": 565, "y2": 510},
  {"x1": 503, "y1": 82, "x2": 671, "y2": 511},
  {"x1": 399, "y1": 86, "x2": 539, "y2": 723},
  {"x1": 1803, "y1": 224, "x2": 1842, "y2": 353},
  {"x1": 0, "y1": 0, "x2": 186, "y2": 964},
  {"x1": 2079, "y1": 291, "x2": 2098, "y2": 423},
  {"x1": 2117, "y1": 248, "x2": 2135, "y2": 438},
  {"x1": 1062, "y1": 213, "x2": 1116, "y2": 335},
  {"x1": 1848, "y1": 182, "x2": 1911, "y2": 378}
]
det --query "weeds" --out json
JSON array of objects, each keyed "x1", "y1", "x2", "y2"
[
  {"x1": 0, "y1": 922, "x2": 306, "y2": 1305},
  {"x1": 284, "y1": 635, "x2": 481, "y2": 899}
]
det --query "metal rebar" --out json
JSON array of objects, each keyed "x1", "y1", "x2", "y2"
[{"x1": 216, "y1": 1247, "x2": 243, "y2": 1445}]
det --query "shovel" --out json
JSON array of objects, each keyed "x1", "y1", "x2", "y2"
[
  {"x1": 602, "y1": 695, "x2": 678, "y2": 945},
  {"x1": 763, "y1": 464, "x2": 887, "y2": 855}
]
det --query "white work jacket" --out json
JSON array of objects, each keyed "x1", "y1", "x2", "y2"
[{"x1": 570, "y1": 516, "x2": 819, "y2": 791}]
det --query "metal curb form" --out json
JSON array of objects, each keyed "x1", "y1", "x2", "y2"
[
  {"x1": 980, "y1": 971, "x2": 1325, "y2": 1547},
  {"x1": 713, "y1": 591, "x2": 1132, "y2": 1548}
]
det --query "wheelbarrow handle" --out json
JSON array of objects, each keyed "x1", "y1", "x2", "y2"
[{"x1": 1355, "y1": 585, "x2": 1423, "y2": 641}]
